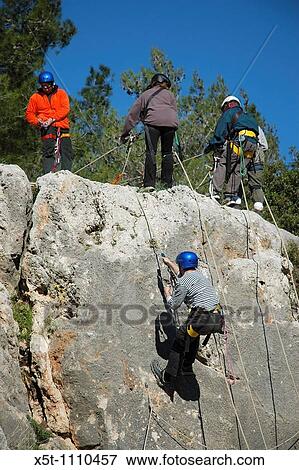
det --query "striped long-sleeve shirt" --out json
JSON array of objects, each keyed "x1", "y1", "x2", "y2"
[{"x1": 167, "y1": 270, "x2": 219, "y2": 312}]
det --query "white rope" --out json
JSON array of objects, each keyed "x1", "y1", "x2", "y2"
[
  {"x1": 174, "y1": 151, "x2": 254, "y2": 449},
  {"x1": 74, "y1": 145, "x2": 120, "y2": 174}
]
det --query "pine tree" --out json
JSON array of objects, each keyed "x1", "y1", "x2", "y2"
[{"x1": 0, "y1": 0, "x2": 76, "y2": 180}]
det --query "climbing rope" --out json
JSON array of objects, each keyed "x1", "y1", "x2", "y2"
[
  {"x1": 264, "y1": 195, "x2": 299, "y2": 308},
  {"x1": 238, "y1": 138, "x2": 247, "y2": 178},
  {"x1": 240, "y1": 179, "x2": 278, "y2": 448},
  {"x1": 135, "y1": 189, "x2": 208, "y2": 450},
  {"x1": 142, "y1": 382, "x2": 207, "y2": 450},
  {"x1": 142, "y1": 383, "x2": 153, "y2": 450},
  {"x1": 74, "y1": 144, "x2": 122, "y2": 175},
  {"x1": 111, "y1": 135, "x2": 140, "y2": 184},
  {"x1": 194, "y1": 168, "x2": 212, "y2": 191},
  {"x1": 175, "y1": 150, "x2": 268, "y2": 449},
  {"x1": 119, "y1": 150, "x2": 206, "y2": 187},
  {"x1": 197, "y1": 398, "x2": 208, "y2": 449},
  {"x1": 240, "y1": 181, "x2": 299, "y2": 402},
  {"x1": 240, "y1": 176, "x2": 299, "y2": 450},
  {"x1": 214, "y1": 335, "x2": 242, "y2": 449}
]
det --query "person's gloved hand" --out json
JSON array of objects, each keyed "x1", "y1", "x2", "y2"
[
  {"x1": 119, "y1": 133, "x2": 129, "y2": 144},
  {"x1": 43, "y1": 117, "x2": 55, "y2": 128}
]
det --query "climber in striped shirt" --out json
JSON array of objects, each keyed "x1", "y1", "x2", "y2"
[{"x1": 151, "y1": 251, "x2": 223, "y2": 389}]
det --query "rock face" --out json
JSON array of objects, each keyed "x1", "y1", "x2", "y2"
[
  {"x1": 0, "y1": 166, "x2": 299, "y2": 450},
  {"x1": 0, "y1": 282, "x2": 36, "y2": 449},
  {"x1": 20, "y1": 171, "x2": 298, "y2": 450},
  {"x1": 0, "y1": 165, "x2": 32, "y2": 292}
]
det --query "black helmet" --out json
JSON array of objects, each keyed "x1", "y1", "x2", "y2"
[{"x1": 149, "y1": 73, "x2": 171, "y2": 89}]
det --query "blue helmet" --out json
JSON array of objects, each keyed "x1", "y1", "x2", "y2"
[
  {"x1": 38, "y1": 71, "x2": 54, "y2": 83},
  {"x1": 176, "y1": 251, "x2": 199, "y2": 270}
]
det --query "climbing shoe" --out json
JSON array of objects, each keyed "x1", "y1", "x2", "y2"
[
  {"x1": 253, "y1": 202, "x2": 263, "y2": 212},
  {"x1": 151, "y1": 359, "x2": 173, "y2": 389},
  {"x1": 209, "y1": 189, "x2": 220, "y2": 200},
  {"x1": 224, "y1": 196, "x2": 241, "y2": 207}
]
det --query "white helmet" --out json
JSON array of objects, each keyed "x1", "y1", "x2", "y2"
[{"x1": 221, "y1": 95, "x2": 241, "y2": 109}]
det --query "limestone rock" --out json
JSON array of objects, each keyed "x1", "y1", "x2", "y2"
[
  {"x1": 39, "y1": 436, "x2": 76, "y2": 450},
  {"x1": 19, "y1": 171, "x2": 298, "y2": 450},
  {"x1": 0, "y1": 165, "x2": 32, "y2": 292},
  {"x1": 0, "y1": 282, "x2": 36, "y2": 449}
]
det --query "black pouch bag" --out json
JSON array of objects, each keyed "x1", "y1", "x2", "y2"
[{"x1": 190, "y1": 308, "x2": 225, "y2": 336}]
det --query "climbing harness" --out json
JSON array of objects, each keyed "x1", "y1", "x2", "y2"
[
  {"x1": 41, "y1": 126, "x2": 70, "y2": 173},
  {"x1": 51, "y1": 127, "x2": 62, "y2": 173}
]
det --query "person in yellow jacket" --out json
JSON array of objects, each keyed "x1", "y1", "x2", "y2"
[{"x1": 26, "y1": 71, "x2": 73, "y2": 174}]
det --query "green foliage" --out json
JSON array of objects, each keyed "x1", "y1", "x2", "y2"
[
  {"x1": 263, "y1": 153, "x2": 299, "y2": 236},
  {"x1": 28, "y1": 416, "x2": 53, "y2": 446},
  {"x1": 286, "y1": 241, "x2": 299, "y2": 294},
  {"x1": 121, "y1": 48, "x2": 185, "y2": 97},
  {"x1": 0, "y1": 0, "x2": 76, "y2": 173},
  {"x1": 12, "y1": 297, "x2": 33, "y2": 343},
  {"x1": 0, "y1": 0, "x2": 296, "y2": 239},
  {"x1": 70, "y1": 64, "x2": 126, "y2": 182}
]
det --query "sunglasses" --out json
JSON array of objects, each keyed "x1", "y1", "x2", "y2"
[{"x1": 40, "y1": 83, "x2": 53, "y2": 88}]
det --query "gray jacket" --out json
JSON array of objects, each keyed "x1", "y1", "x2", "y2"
[
  {"x1": 255, "y1": 126, "x2": 269, "y2": 164},
  {"x1": 122, "y1": 85, "x2": 178, "y2": 137}
]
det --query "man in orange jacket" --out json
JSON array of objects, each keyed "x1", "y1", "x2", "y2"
[{"x1": 26, "y1": 71, "x2": 73, "y2": 174}]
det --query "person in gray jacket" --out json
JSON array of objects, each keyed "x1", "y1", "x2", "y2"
[{"x1": 120, "y1": 73, "x2": 178, "y2": 189}]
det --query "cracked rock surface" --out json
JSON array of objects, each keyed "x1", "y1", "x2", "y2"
[{"x1": 0, "y1": 167, "x2": 299, "y2": 449}]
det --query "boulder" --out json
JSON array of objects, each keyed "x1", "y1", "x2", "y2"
[
  {"x1": 20, "y1": 171, "x2": 298, "y2": 450},
  {"x1": 0, "y1": 165, "x2": 32, "y2": 292},
  {"x1": 0, "y1": 282, "x2": 36, "y2": 449}
]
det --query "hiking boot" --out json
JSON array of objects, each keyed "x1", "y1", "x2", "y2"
[
  {"x1": 139, "y1": 186, "x2": 155, "y2": 193},
  {"x1": 224, "y1": 195, "x2": 241, "y2": 206},
  {"x1": 151, "y1": 359, "x2": 173, "y2": 389},
  {"x1": 253, "y1": 202, "x2": 263, "y2": 212}
]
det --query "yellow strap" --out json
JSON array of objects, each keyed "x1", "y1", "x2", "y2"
[
  {"x1": 60, "y1": 133, "x2": 70, "y2": 138},
  {"x1": 229, "y1": 141, "x2": 254, "y2": 159},
  {"x1": 244, "y1": 150, "x2": 254, "y2": 159},
  {"x1": 213, "y1": 303, "x2": 222, "y2": 314},
  {"x1": 229, "y1": 142, "x2": 241, "y2": 156},
  {"x1": 187, "y1": 325, "x2": 199, "y2": 338},
  {"x1": 239, "y1": 129, "x2": 257, "y2": 138}
]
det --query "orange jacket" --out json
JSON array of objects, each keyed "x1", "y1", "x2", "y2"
[{"x1": 26, "y1": 87, "x2": 70, "y2": 129}]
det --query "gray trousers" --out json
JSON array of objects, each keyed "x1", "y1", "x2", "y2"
[{"x1": 212, "y1": 143, "x2": 264, "y2": 203}]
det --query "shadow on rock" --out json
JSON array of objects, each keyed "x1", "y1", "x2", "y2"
[
  {"x1": 154, "y1": 311, "x2": 177, "y2": 360},
  {"x1": 174, "y1": 374, "x2": 200, "y2": 401}
]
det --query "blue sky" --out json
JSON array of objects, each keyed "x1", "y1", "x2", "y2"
[{"x1": 47, "y1": 0, "x2": 299, "y2": 159}]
